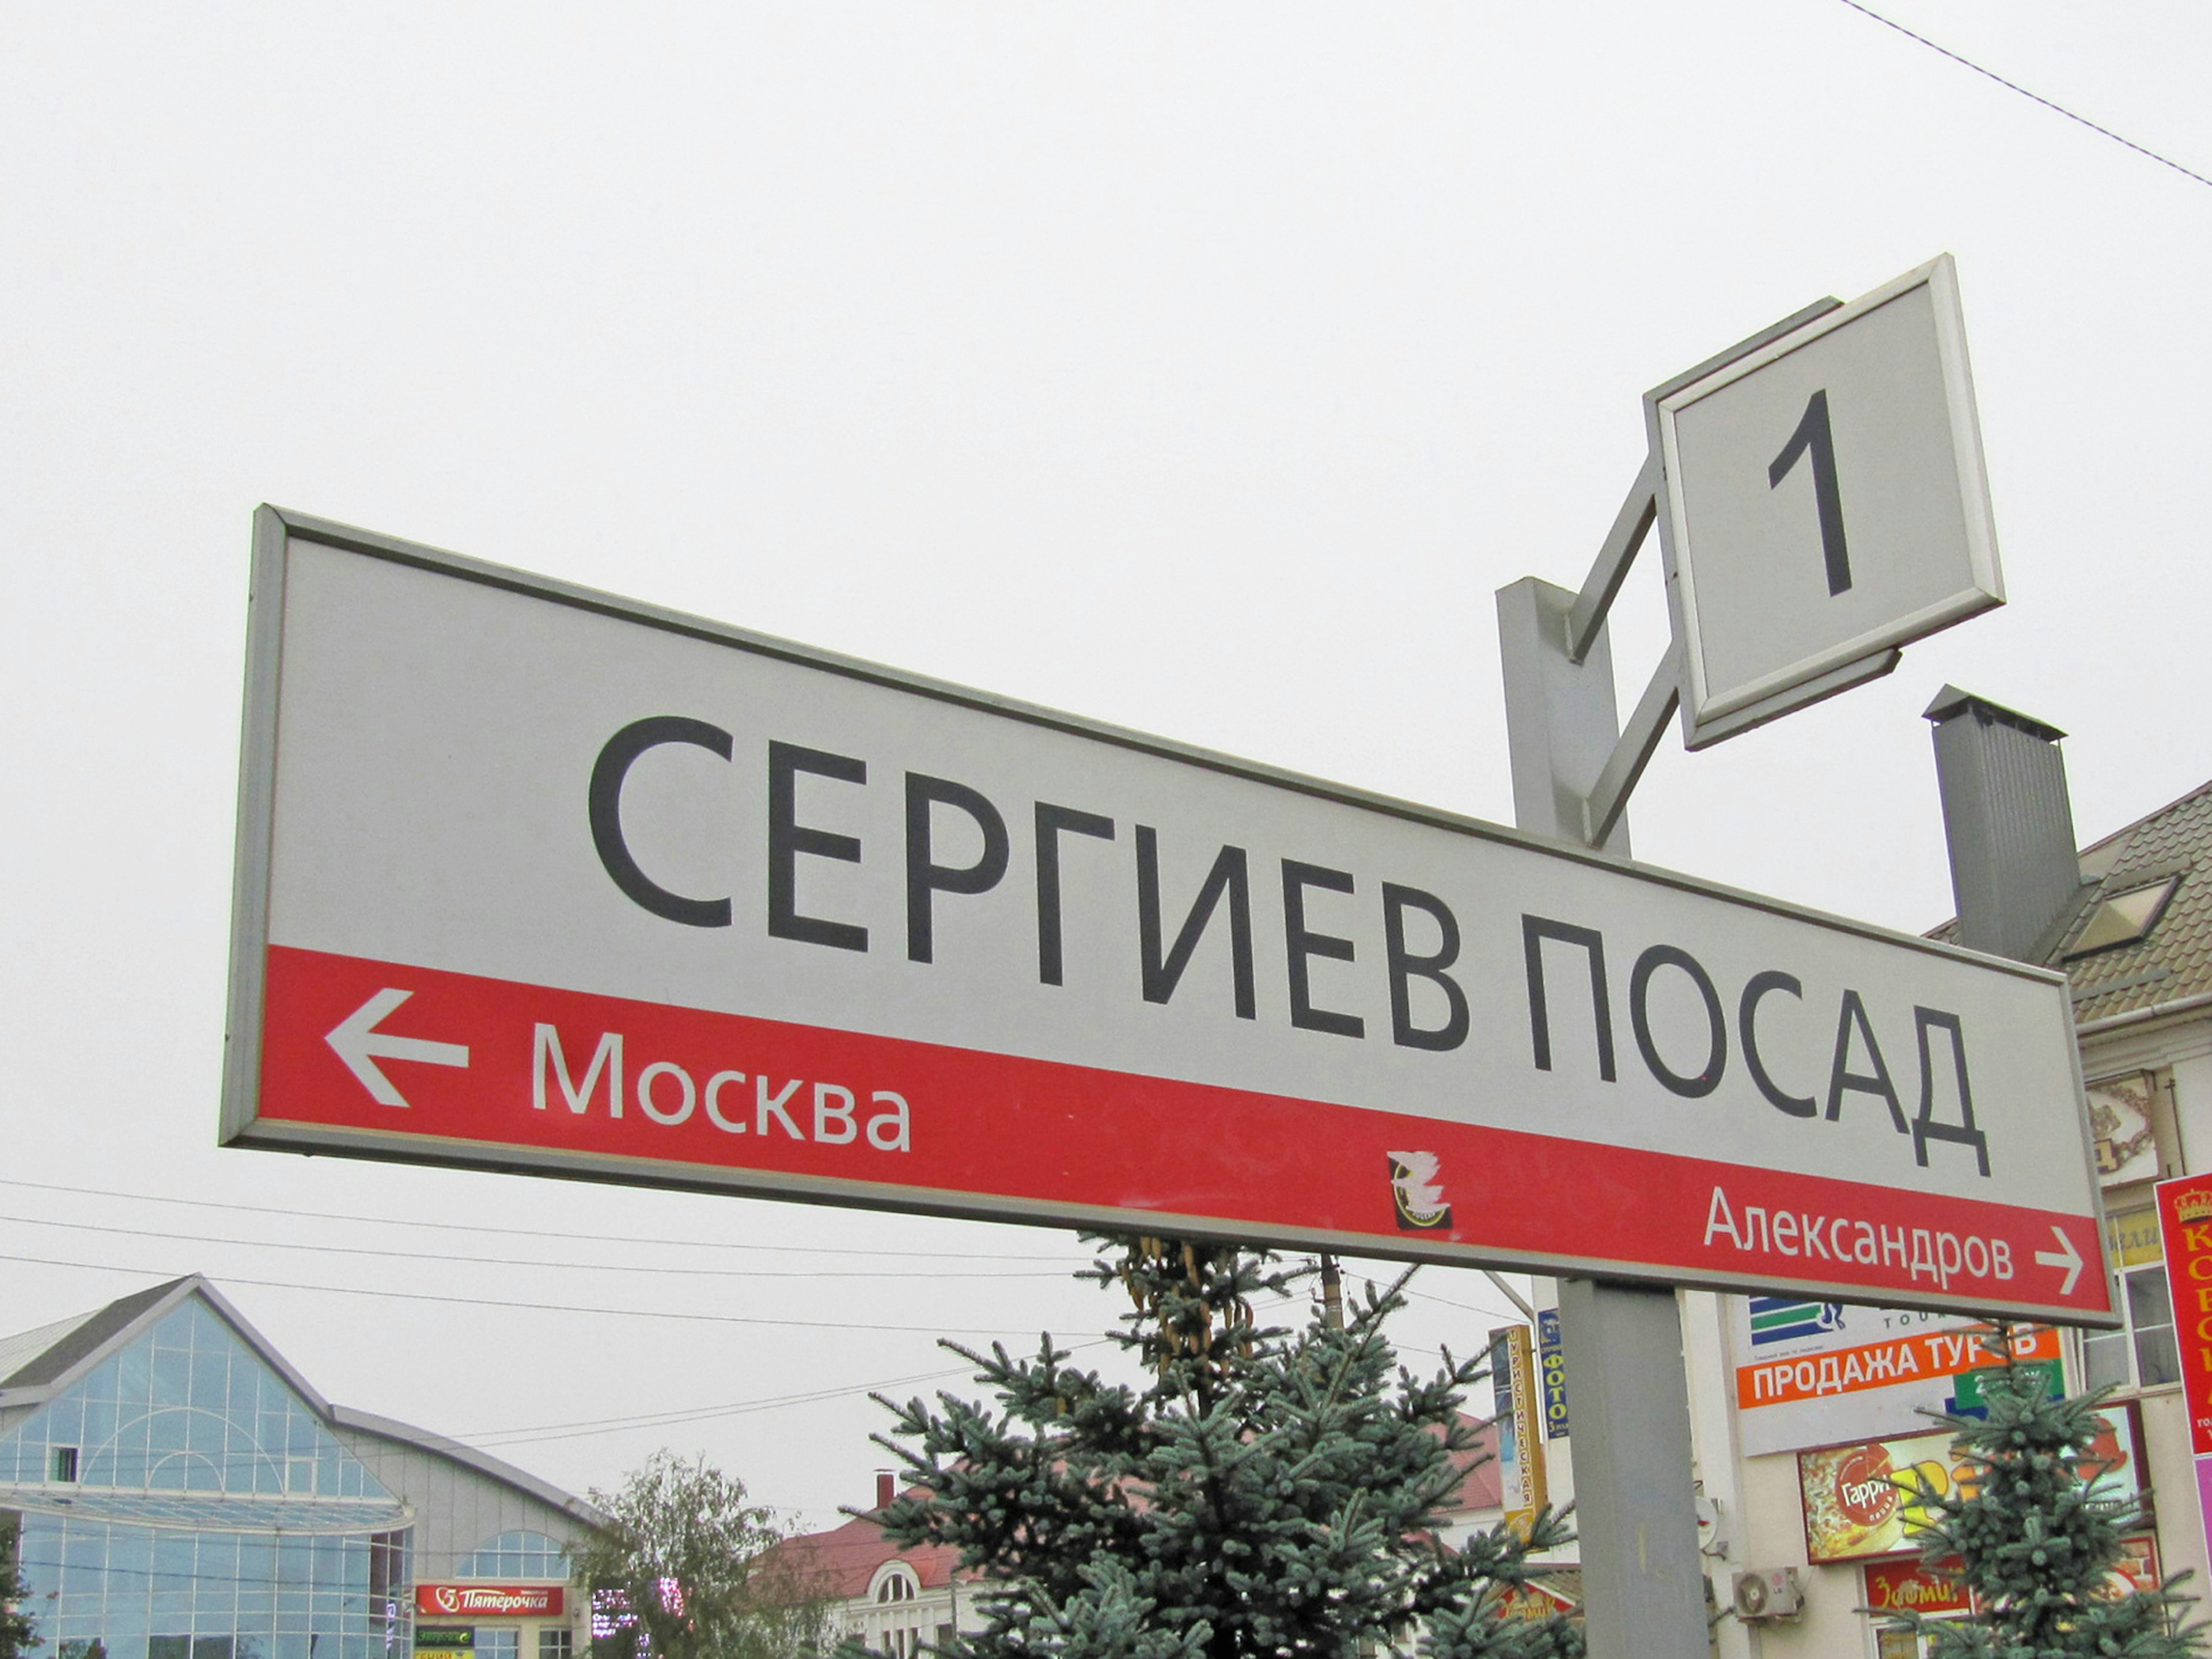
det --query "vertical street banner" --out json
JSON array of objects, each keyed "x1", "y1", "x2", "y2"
[
  {"x1": 1536, "y1": 1308, "x2": 1569, "y2": 1441},
  {"x1": 1489, "y1": 1325, "x2": 1547, "y2": 1532},
  {"x1": 2156, "y1": 1174, "x2": 2212, "y2": 1535},
  {"x1": 222, "y1": 509, "x2": 2111, "y2": 1320}
]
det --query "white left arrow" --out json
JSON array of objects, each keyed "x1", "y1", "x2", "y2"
[
  {"x1": 2033, "y1": 1225, "x2": 2085, "y2": 1297},
  {"x1": 325, "y1": 988, "x2": 471, "y2": 1108}
]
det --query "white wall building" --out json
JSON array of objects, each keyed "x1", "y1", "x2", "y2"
[{"x1": 1594, "y1": 698, "x2": 2212, "y2": 1658}]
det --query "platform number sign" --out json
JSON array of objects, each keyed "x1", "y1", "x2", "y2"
[
  {"x1": 1654, "y1": 256, "x2": 2002, "y2": 748},
  {"x1": 1768, "y1": 388, "x2": 1850, "y2": 598}
]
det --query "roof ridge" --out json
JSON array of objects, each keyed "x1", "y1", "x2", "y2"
[
  {"x1": 2078, "y1": 774, "x2": 2212, "y2": 862},
  {"x1": 0, "y1": 1277, "x2": 198, "y2": 1391}
]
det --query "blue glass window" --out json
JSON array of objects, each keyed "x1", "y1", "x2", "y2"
[{"x1": 453, "y1": 1533, "x2": 568, "y2": 1582}]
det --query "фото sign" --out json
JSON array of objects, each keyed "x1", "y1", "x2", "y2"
[
  {"x1": 222, "y1": 510, "x2": 2108, "y2": 1319},
  {"x1": 1656, "y1": 256, "x2": 2002, "y2": 747},
  {"x1": 1537, "y1": 1308, "x2": 1569, "y2": 1441}
]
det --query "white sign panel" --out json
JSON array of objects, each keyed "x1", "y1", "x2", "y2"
[
  {"x1": 1656, "y1": 255, "x2": 2002, "y2": 745},
  {"x1": 223, "y1": 510, "x2": 2110, "y2": 1322},
  {"x1": 1728, "y1": 1295, "x2": 2066, "y2": 1456}
]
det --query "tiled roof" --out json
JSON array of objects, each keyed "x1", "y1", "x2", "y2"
[
  {"x1": 768, "y1": 1497, "x2": 968, "y2": 1601},
  {"x1": 2062, "y1": 779, "x2": 2212, "y2": 1022},
  {"x1": 1926, "y1": 777, "x2": 2212, "y2": 1022}
]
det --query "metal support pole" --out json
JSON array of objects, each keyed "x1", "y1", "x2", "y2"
[
  {"x1": 1554, "y1": 1279, "x2": 1709, "y2": 1656},
  {"x1": 1497, "y1": 567, "x2": 1709, "y2": 1659}
]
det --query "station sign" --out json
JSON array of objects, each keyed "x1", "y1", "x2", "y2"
[
  {"x1": 1656, "y1": 255, "x2": 2003, "y2": 747},
  {"x1": 222, "y1": 509, "x2": 2111, "y2": 1321}
]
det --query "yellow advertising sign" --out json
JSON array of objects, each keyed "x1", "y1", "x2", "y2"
[
  {"x1": 1800, "y1": 1429, "x2": 1964, "y2": 1563},
  {"x1": 1800, "y1": 1408, "x2": 2142, "y2": 1563},
  {"x1": 1490, "y1": 1324, "x2": 1547, "y2": 1536}
]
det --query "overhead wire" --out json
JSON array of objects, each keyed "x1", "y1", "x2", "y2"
[
  {"x1": 0, "y1": 1213, "x2": 1074, "y2": 1281},
  {"x1": 0, "y1": 1252, "x2": 1080, "y2": 1340},
  {"x1": 1832, "y1": 0, "x2": 2212, "y2": 191},
  {"x1": 3, "y1": 1189, "x2": 1528, "y2": 1451},
  {"x1": 0, "y1": 1177, "x2": 1088, "y2": 1263},
  {"x1": 461, "y1": 1339, "x2": 1119, "y2": 1449}
]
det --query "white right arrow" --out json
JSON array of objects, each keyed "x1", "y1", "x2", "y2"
[
  {"x1": 326, "y1": 987, "x2": 471, "y2": 1108},
  {"x1": 2033, "y1": 1225, "x2": 2085, "y2": 1296}
]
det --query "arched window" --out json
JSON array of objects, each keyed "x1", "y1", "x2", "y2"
[
  {"x1": 873, "y1": 1568, "x2": 917, "y2": 1603},
  {"x1": 456, "y1": 1529, "x2": 571, "y2": 1580}
]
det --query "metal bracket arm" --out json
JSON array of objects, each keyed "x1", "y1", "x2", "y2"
[
  {"x1": 1585, "y1": 644, "x2": 1682, "y2": 848},
  {"x1": 1567, "y1": 449, "x2": 1661, "y2": 665}
]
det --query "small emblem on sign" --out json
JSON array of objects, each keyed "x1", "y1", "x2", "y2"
[{"x1": 1387, "y1": 1151, "x2": 1452, "y2": 1231}]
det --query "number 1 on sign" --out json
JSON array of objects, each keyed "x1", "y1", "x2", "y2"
[{"x1": 1769, "y1": 388, "x2": 1852, "y2": 596}]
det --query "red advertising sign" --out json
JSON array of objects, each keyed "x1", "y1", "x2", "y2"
[
  {"x1": 415, "y1": 1586, "x2": 565, "y2": 1619},
  {"x1": 2110, "y1": 1535, "x2": 2163, "y2": 1599},
  {"x1": 2157, "y1": 1175, "x2": 2212, "y2": 1457},
  {"x1": 1862, "y1": 1558, "x2": 1971, "y2": 1617}
]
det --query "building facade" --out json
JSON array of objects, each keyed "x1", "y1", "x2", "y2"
[
  {"x1": 1624, "y1": 706, "x2": 2212, "y2": 1657},
  {"x1": 0, "y1": 1278, "x2": 599, "y2": 1659}
]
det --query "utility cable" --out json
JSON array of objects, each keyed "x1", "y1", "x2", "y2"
[
  {"x1": 0, "y1": 1177, "x2": 1086, "y2": 1264},
  {"x1": 0, "y1": 1251, "x2": 1075, "y2": 1339},
  {"x1": 0, "y1": 1213, "x2": 1071, "y2": 1282},
  {"x1": 1832, "y1": 0, "x2": 2212, "y2": 191},
  {"x1": 463, "y1": 1340, "x2": 1119, "y2": 1448}
]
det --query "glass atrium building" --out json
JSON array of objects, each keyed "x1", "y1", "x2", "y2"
[{"x1": 0, "y1": 1279, "x2": 598, "y2": 1659}]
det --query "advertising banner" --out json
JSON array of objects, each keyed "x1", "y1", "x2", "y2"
[
  {"x1": 1537, "y1": 1308, "x2": 1569, "y2": 1441},
  {"x1": 1489, "y1": 1324, "x2": 1546, "y2": 1531},
  {"x1": 1862, "y1": 1558, "x2": 1971, "y2": 1617},
  {"x1": 1799, "y1": 1407, "x2": 2142, "y2": 1564},
  {"x1": 2156, "y1": 1174, "x2": 2212, "y2": 1555},
  {"x1": 1862, "y1": 1536, "x2": 2161, "y2": 1622},
  {"x1": 415, "y1": 1587, "x2": 565, "y2": 1619},
  {"x1": 1732, "y1": 1297, "x2": 2060, "y2": 1456},
  {"x1": 2156, "y1": 1175, "x2": 2212, "y2": 1457},
  {"x1": 222, "y1": 511, "x2": 2108, "y2": 1316}
]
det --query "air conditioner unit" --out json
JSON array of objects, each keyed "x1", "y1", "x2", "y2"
[{"x1": 1732, "y1": 1568, "x2": 1804, "y2": 1622}]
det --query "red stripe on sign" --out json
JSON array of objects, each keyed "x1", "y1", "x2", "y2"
[{"x1": 252, "y1": 945, "x2": 2111, "y2": 1314}]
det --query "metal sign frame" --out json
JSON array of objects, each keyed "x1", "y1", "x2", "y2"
[
  {"x1": 1652, "y1": 255, "x2": 2004, "y2": 747},
  {"x1": 225, "y1": 507, "x2": 2108, "y2": 1323}
]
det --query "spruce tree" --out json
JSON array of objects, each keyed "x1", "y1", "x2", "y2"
[
  {"x1": 1884, "y1": 1326, "x2": 2204, "y2": 1657},
  {"x1": 869, "y1": 1234, "x2": 1580, "y2": 1659}
]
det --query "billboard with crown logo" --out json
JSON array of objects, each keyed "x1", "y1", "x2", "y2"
[{"x1": 2157, "y1": 1175, "x2": 2212, "y2": 1459}]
